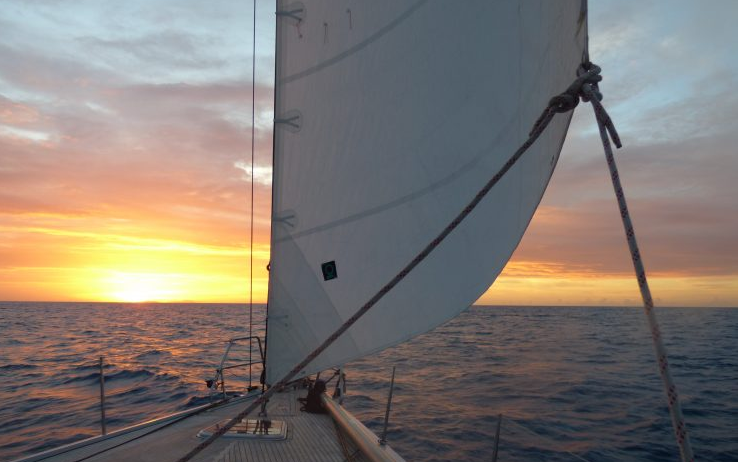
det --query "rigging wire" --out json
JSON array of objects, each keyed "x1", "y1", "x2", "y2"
[{"x1": 248, "y1": 0, "x2": 257, "y2": 389}]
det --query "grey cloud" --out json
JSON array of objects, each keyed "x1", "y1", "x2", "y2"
[
  {"x1": 523, "y1": 76, "x2": 738, "y2": 278},
  {"x1": 77, "y1": 31, "x2": 227, "y2": 71}
]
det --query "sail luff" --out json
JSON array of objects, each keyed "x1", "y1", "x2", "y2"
[{"x1": 261, "y1": 0, "x2": 284, "y2": 377}]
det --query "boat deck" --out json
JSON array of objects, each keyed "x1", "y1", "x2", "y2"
[
  {"x1": 213, "y1": 388, "x2": 367, "y2": 462},
  {"x1": 18, "y1": 385, "x2": 381, "y2": 462}
]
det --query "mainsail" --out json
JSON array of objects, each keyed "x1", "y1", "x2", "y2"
[{"x1": 266, "y1": 0, "x2": 588, "y2": 384}]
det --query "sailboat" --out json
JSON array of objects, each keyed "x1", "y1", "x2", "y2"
[{"x1": 16, "y1": 1, "x2": 691, "y2": 461}]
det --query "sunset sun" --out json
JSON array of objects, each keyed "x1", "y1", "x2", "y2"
[{"x1": 106, "y1": 272, "x2": 181, "y2": 303}]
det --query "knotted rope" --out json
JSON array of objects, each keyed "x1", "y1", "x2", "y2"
[
  {"x1": 579, "y1": 63, "x2": 694, "y2": 462},
  {"x1": 175, "y1": 62, "x2": 694, "y2": 462}
]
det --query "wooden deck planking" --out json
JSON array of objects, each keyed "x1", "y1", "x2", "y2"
[
  {"x1": 214, "y1": 388, "x2": 351, "y2": 462},
  {"x1": 18, "y1": 385, "x2": 387, "y2": 462}
]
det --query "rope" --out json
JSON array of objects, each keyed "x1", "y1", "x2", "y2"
[
  {"x1": 580, "y1": 63, "x2": 695, "y2": 462},
  {"x1": 174, "y1": 62, "x2": 592, "y2": 462},
  {"x1": 248, "y1": 0, "x2": 257, "y2": 390}
]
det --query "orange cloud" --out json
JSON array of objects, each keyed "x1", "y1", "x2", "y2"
[
  {"x1": 480, "y1": 271, "x2": 738, "y2": 308},
  {"x1": 0, "y1": 95, "x2": 41, "y2": 125}
]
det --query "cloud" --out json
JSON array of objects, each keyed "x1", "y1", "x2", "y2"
[
  {"x1": 0, "y1": 95, "x2": 41, "y2": 125},
  {"x1": 234, "y1": 161, "x2": 272, "y2": 186},
  {"x1": 0, "y1": 69, "x2": 276, "y2": 248},
  {"x1": 509, "y1": 44, "x2": 738, "y2": 282},
  {"x1": 77, "y1": 31, "x2": 226, "y2": 72},
  {"x1": 1, "y1": 0, "x2": 737, "y2": 303},
  {"x1": 0, "y1": 9, "x2": 276, "y2": 245}
]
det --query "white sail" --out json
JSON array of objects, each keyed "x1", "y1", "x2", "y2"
[{"x1": 266, "y1": 0, "x2": 588, "y2": 384}]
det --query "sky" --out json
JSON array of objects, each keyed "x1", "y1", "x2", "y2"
[{"x1": 0, "y1": 1, "x2": 736, "y2": 306}]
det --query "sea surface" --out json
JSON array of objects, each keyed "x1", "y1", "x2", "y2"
[{"x1": 0, "y1": 303, "x2": 736, "y2": 462}]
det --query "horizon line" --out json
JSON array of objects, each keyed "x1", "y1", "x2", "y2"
[{"x1": 0, "y1": 300, "x2": 735, "y2": 309}]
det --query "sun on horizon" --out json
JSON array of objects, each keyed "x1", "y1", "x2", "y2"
[{"x1": 105, "y1": 272, "x2": 183, "y2": 303}]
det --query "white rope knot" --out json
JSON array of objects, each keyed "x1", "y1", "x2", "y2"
[
  {"x1": 576, "y1": 62, "x2": 604, "y2": 102},
  {"x1": 578, "y1": 62, "x2": 623, "y2": 150}
]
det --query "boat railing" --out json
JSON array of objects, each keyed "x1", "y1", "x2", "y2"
[{"x1": 207, "y1": 335, "x2": 265, "y2": 398}]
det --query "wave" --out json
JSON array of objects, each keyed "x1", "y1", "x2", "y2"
[
  {"x1": 0, "y1": 363, "x2": 39, "y2": 371},
  {"x1": 61, "y1": 368, "x2": 155, "y2": 384},
  {"x1": 134, "y1": 349, "x2": 173, "y2": 360},
  {"x1": 71, "y1": 362, "x2": 112, "y2": 372}
]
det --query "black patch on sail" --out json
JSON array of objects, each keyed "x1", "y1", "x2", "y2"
[{"x1": 321, "y1": 261, "x2": 338, "y2": 281}]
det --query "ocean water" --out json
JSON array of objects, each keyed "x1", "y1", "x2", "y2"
[{"x1": 0, "y1": 303, "x2": 736, "y2": 462}]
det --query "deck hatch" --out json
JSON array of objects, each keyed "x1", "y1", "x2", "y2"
[{"x1": 197, "y1": 419, "x2": 287, "y2": 440}]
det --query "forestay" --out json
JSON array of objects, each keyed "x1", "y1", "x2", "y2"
[{"x1": 266, "y1": 0, "x2": 588, "y2": 384}]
